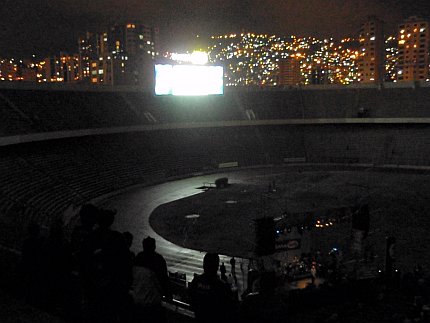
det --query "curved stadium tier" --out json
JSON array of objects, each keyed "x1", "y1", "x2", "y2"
[{"x1": 0, "y1": 83, "x2": 430, "y2": 250}]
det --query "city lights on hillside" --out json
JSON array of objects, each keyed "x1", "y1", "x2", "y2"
[{"x1": 208, "y1": 33, "x2": 361, "y2": 86}]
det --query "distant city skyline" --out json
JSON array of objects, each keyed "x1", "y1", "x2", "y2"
[
  {"x1": 0, "y1": 30, "x2": 401, "y2": 86},
  {"x1": 1, "y1": 0, "x2": 430, "y2": 57},
  {"x1": 2, "y1": 12, "x2": 430, "y2": 87}
]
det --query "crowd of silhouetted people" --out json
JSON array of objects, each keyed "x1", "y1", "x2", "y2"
[
  {"x1": 18, "y1": 202, "x2": 291, "y2": 323},
  {"x1": 20, "y1": 204, "x2": 172, "y2": 323},
  {"x1": 17, "y1": 203, "x2": 430, "y2": 323}
]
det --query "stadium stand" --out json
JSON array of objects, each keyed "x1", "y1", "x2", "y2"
[
  {"x1": 124, "y1": 92, "x2": 245, "y2": 123},
  {"x1": 0, "y1": 92, "x2": 39, "y2": 135},
  {"x1": 0, "y1": 89, "x2": 142, "y2": 132},
  {"x1": 0, "y1": 84, "x2": 430, "y2": 322},
  {"x1": 0, "y1": 84, "x2": 429, "y2": 250}
]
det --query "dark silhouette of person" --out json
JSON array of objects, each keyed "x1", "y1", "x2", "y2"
[
  {"x1": 90, "y1": 208, "x2": 117, "y2": 250},
  {"x1": 71, "y1": 204, "x2": 100, "y2": 321},
  {"x1": 230, "y1": 257, "x2": 237, "y2": 284},
  {"x1": 220, "y1": 262, "x2": 227, "y2": 282},
  {"x1": 135, "y1": 236, "x2": 172, "y2": 300},
  {"x1": 131, "y1": 257, "x2": 166, "y2": 323},
  {"x1": 70, "y1": 203, "x2": 98, "y2": 270},
  {"x1": 42, "y1": 220, "x2": 74, "y2": 313},
  {"x1": 189, "y1": 253, "x2": 237, "y2": 323},
  {"x1": 122, "y1": 231, "x2": 135, "y2": 261},
  {"x1": 79, "y1": 207, "x2": 117, "y2": 295},
  {"x1": 230, "y1": 257, "x2": 236, "y2": 273},
  {"x1": 98, "y1": 230, "x2": 131, "y2": 323},
  {"x1": 122, "y1": 231, "x2": 135, "y2": 289},
  {"x1": 238, "y1": 271, "x2": 288, "y2": 323},
  {"x1": 80, "y1": 208, "x2": 130, "y2": 323}
]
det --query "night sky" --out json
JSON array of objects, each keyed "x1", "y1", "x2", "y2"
[{"x1": 1, "y1": 0, "x2": 430, "y2": 57}]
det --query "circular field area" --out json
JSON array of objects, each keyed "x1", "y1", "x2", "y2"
[{"x1": 149, "y1": 167, "x2": 430, "y2": 272}]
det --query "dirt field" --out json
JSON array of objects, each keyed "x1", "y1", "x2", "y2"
[{"x1": 150, "y1": 167, "x2": 430, "y2": 272}]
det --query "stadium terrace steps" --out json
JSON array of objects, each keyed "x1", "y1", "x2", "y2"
[
  {"x1": 0, "y1": 86, "x2": 430, "y2": 251},
  {"x1": 0, "y1": 89, "x2": 142, "y2": 134},
  {"x1": 0, "y1": 98, "x2": 36, "y2": 136}
]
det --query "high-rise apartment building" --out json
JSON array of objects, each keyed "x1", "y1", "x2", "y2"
[
  {"x1": 107, "y1": 23, "x2": 159, "y2": 86},
  {"x1": 43, "y1": 53, "x2": 80, "y2": 82},
  {"x1": 108, "y1": 23, "x2": 158, "y2": 57},
  {"x1": 358, "y1": 16, "x2": 384, "y2": 83},
  {"x1": 78, "y1": 32, "x2": 108, "y2": 82},
  {"x1": 397, "y1": 16, "x2": 430, "y2": 81},
  {"x1": 79, "y1": 23, "x2": 158, "y2": 86}
]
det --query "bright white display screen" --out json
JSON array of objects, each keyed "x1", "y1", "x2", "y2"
[{"x1": 155, "y1": 64, "x2": 223, "y2": 96}]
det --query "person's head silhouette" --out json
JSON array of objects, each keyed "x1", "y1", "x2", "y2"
[
  {"x1": 203, "y1": 253, "x2": 219, "y2": 275},
  {"x1": 142, "y1": 236, "x2": 156, "y2": 252}
]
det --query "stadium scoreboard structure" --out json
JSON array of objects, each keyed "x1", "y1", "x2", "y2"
[{"x1": 154, "y1": 64, "x2": 224, "y2": 96}]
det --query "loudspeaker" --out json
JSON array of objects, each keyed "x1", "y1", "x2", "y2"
[
  {"x1": 254, "y1": 217, "x2": 275, "y2": 256},
  {"x1": 215, "y1": 177, "x2": 228, "y2": 189}
]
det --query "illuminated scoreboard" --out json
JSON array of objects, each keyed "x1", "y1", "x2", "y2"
[{"x1": 154, "y1": 64, "x2": 224, "y2": 96}]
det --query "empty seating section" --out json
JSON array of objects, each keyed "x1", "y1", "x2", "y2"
[
  {"x1": 301, "y1": 124, "x2": 430, "y2": 165},
  {"x1": 1, "y1": 86, "x2": 430, "y2": 137},
  {"x1": 258, "y1": 126, "x2": 306, "y2": 164},
  {"x1": 3, "y1": 89, "x2": 94, "y2": 131},
  {"x1": 0, "y1": 89, "x2": 141, "y2": 133},
  {"x1": 76, "y1": 92, "x2": 142, "y2": 127},
  {"x1": 0, "y1": 93, "x2": 38, "y2": 135},
  {"x1": 368, "y1": 88, "x2": 430, "y2": 118},
  {"x1": 124, "y1": 92, "x2": 244, "y2": 123},
  {"x1": 301, "y1": 90, "x2": 356, "y2": 118},
  {"x1": 237, "y1": 91, "x2": 304, "y2": 119},
  {"x1": 1, "y1": 124, "x2": 430, "y2": 250},
  {"x1": 116, "y1": 92, "x2": 162, "y2": 123},
  {"x1": 0, "y1": 126, "x2": 266, "y2": 247},
  {"x1": 0, "y1": 86, "x2": 430, "y2": 250}
]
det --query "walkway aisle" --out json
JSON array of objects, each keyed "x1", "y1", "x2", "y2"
[{"x1": 99, "y1": 171, "x2": 254, "y2": 297}]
